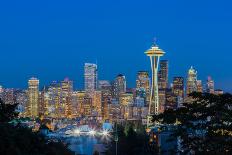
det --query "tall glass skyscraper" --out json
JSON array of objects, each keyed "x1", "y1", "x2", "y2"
[
  {"x1": 136, "y1": 71, "x2": 150, "y2": 104},
  {"x1": 84, "y1": 63, "x2": 98, "y2": 93},
  {"x1": 113, "y1": 74, "x2": 126, "y2": 100},
  {"x1": 206, "y1": 76, "x2": 214, "y2": 94},
  {"x1": 158, "y1": 60, "x2": 169, "y2": 89},
  {"x1": 27, "y1": 77, "x2": 39, "y2": 117},
  {"x1": 187, "y1": 66, "x2": 197, "y2": 95},
  {"x1": 172, "y1": 77, "x2": 184, "y2": 99}
]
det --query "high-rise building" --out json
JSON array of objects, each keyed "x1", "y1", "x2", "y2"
[
  {"x1": 39, "y1": 87, "x2": 46, "y2": 117},
  {"x1": 46, "y1": 81, "x2": 62, "y2": 118},
  {"x1": 93, "y1": 90, "x2": 102, "y2": 117},
  {"x1": 61, "y1": 78, "x2": 73, "y2": 118},
  {"x1": 101, "y1": 82, "x2": 112, "y2": 121},
  {"x1": 27, "y1": 77, "x2": 39, "y2": 117},
  {"x1": 206, "y1": 76, "x2": 214, "y2": 94},
  {"x1": 172, "y1": 77, "x2": 184, "y2": 99},
  {"x1": 84, "y1": 63, "x2": 98, "y2": 93},
  {"x1": 197, "y1": 80, "x2": 203, "y2": 93},
  {"x1": 158, "y1": 60, "x2": 169, "y2": 89},
  {"x1": 165, "y1": 88, "x2": 178, "y2": 110},
  {"x1": 145, "y1": 42, "x2": 165, "y2": 127},
  {"x1": 158, "y1": 89, "x2": 166, "y2": 113},
  {"x1": 15, "y1": 89, "x2": 27, "y2": 115},
  {"x1": 187, "y1": 66, "x2": 197, "y2": 95},
  {"x1": 136, "y1": 71, "x2": 150, "y2": 104},
  {"x1": 113, "y1": 74, "x2": 126, "y2": 100},
  {"x1": 98, "y1": 80, "x2": 111, "y2": 90},
  {"x1": 76, "y1": 91, "x2": 86, "y2": 117},
  {"x1": 119, "y1": 92, "x2": 134, "y2": 106}
]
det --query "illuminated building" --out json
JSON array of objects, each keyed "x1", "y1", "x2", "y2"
[
  {"x1": 136, "y1": 71, "x2": 150, "y2": 105},
  {"x1": 46, "y1": 81, "x2": 62, "y2": 118},
  {"x1": 84, "y1": 63, "x2": 98, "y2": 93},
  {"x1": 158, "y1": 60, "x2": 169, "y2": 89},
  {"x1": 98, "y1": 80, "x2": 111, "y2": 90},
  {"x1": 76, "y1": 91, "x2": 86, "y2": 117},
  {"x1": 15, "y1": 89, "x2": 27, "y2": 116},
  {"x1": 134, "y1": 97, "x2": 145, "y2": 107},
  {"x1": 82, "y1": 97, "x2": 92, "y2": 116},
  {"x1": 39, "y1": 87, "x2": 46, "y2": 117},
  {"x1": 101, "y1": 83, "x2": 112, "y2": 121},
  {"x1": 172, "y1": 77, "x2": 184, "y2": 99},
  {"x1": 158, "y1": 89, "x2": 166, "y2": 113},
  {"x1": 93, "y1": 91, "x2": 102, "y2": 117},
  {"x1": 145, "y1": 42, "x2": 165, "y2": 127},
  {"x1": 187, "y1": 66, "x2": 197, "y2": 95},
  {"x1": 206, "y1": 76, "x2": 214, "y2": 94},
  {"x1": 119, "y1": 92, "x2": 133, "y2": 106},
  {"x1": 108, "y1": 103, "x2": 120, "y2": 123},
  {"x1": 71, "y1": 91, "x2": 78, "y2": 118},
  {"x1": 2, "y1": 88, "x2": 16, "y2": 105},
  {"x1": 61, "y1": 78, "x2": 73, "y2": 118},
  {"x1": 165, "y1": 88, "x2": 178, "y2": 109},
  {"x1": 27, "y1": 77, "x2": 39, "y2": 117},
  {"x1": 197, "y1": 80, "x2": 203, "y2": 93},
  {"x1": 113, "y1": 74, "x2": 126, "y2": 100}
]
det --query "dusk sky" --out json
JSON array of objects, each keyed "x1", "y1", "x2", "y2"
[{"x1": 0, "y1": 0, "x2": 232, "y2": 92}]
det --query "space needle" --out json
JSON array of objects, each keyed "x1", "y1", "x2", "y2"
[{"x1": 145, "y1": 41, "x2": 165, "y2": 128}]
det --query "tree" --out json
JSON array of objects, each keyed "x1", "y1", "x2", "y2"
[
  {"x1": 153, "y1": 92, "x2": 232, "y2": 154},
  {"x1": 0, "y1": 98, "x2": 18, "y2": 123},
  {"x1": 106, "y1": 123, "x2": 156, "y2": 155},
  {"x1": 0, "y1": 98, "x2": 74, "y2": 155}
]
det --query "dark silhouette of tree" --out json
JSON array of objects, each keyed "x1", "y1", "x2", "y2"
[
  {"x1": 0, "y1": 98, "x2": 18, "y2": 123},
  {"x1": 0, "y1": 98, "x2": 74, "y2": 155},
  {"x1": 106, "y1": 123, "x2": 156, "y2": 155},
  {"x1": 153, "y1": 92, "x2": 232, "y2": 154}
]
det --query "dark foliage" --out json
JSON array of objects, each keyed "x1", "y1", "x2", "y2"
[
  {"x1": 0, "y1": 98, "x2": 74, "y2": 155},
  {"x1": 106, "y1": 123, "x2": 156, "y2": 155},
  {"x1": 153, "y1": 92, "x2": 232, "y2": 154},
  {"x1": 0, "y1": 98, "x2": 19, "y2": 123}
]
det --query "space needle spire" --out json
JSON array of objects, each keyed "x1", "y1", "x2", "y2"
[{"x1": 145, "y1": 40, "x2": 165, "y2": 127}]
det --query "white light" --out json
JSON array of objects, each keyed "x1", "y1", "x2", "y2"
[
  {"x1": 89, "y1": 130, "x2": 96, "y2": 136},
  {"x1": 74, "y1": 129, "x2": 80, "y2": 135},
  {"x1": 102, "y1": 130, "x2": 109, "y2": 136}
]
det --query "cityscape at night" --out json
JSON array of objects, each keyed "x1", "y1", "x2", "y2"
[{"x1": 0, "y1": 0, "x2": 232, "y2": 155}]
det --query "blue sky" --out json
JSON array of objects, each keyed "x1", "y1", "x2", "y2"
[{"x1": 0, "y1": 0, "x2": 232, "y2": 92}]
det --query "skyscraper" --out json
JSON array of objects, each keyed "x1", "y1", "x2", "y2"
[
  {"x1": 145, "y1": 42, "x2": 165, "y2": 127},
  {"x1": 27, "y1": 77, "x2": 39, "y2": 117},
  {"x1": 158, "y1": 60, "x2": 169, "y2": 89},
  {"x1": 84, "y1": 63, "x2": 98, "y2": 93},
  {"x1": 136, "y1": 71, "x2": 150, "y2": 104},
  {"x1": 187, "y1": 66, "x2": 197, "y2": 96},
  {"x1": 197, "y1": 80, "x2": 203, "y2": 93},
  {"x1": 206, "y1": 76, "x2": 214, "y2": 94},
  {"x1": 172, "y1": 77, "x2": 184, "y2": 99},
  {"x1": 61, "y1": 78, "x2": 73, "y2": 118},
  {"x1": 113, "y1": 74, "x2": 126, "y2": 100}
]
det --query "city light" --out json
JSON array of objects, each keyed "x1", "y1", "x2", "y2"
[
  {"x1": 74, "y1": 129, "x2": 81, "y2": 135},
  {"x1": 102, "y1": 130, "x2": 109, "y2": 136},
  {"x1": 89, "y1": 130, "x2": 96, "y2": 136}
]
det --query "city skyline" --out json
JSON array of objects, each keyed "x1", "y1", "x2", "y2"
[{"x1": 1, "y1": 0, "x2": 232, "y2": 92}]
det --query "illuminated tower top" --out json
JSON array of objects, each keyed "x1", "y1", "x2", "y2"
[{"x1": 145, "y1": 43, "x2": 165, "y2": 57}]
